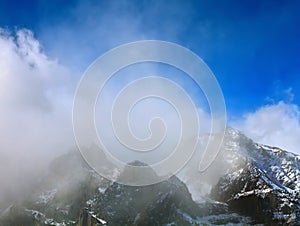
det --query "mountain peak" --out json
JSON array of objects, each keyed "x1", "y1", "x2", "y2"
[{"x1": 116, "y1": 161, "x2": 161, "y2": 185}]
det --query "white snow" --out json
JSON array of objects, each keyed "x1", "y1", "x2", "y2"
[
  {"x1": 36, "y1": 189, "x2": 57, "y2": 204},
  {"x1": 98, "y1": 187, "x2": 107, "y2": 194}
]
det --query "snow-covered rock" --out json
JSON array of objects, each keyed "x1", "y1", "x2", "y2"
[{"x1": 211, "y1": 127, "x2": 300, "y2": 224}]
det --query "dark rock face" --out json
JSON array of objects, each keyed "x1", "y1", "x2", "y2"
[
  {"x1": 212, "y1": 162, "x2": 300, "y2": 225},
  {"x1": 210, "y1": 128, "x2": 300, "y2": 225},
  {"x1": 87, "y1": 176, "x2": 204, "y2": 225}
]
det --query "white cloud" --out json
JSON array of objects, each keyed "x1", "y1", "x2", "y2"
[
  {"x1": 0, "y1": 28, "x2": 75, "y2": 204},
  {"x1": 233, "y1": 101, "x2": 300, "y2": 154}
]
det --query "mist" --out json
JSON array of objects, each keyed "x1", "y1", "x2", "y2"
[
  {"x1": 0, "y1": 29, "x2": 75, "y2": 207},
  {"x1": 0, "y1": 1, "x2": 222, "y2": 207}
]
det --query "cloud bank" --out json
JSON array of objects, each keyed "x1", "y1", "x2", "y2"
[
  {"x1": 0, "y1": 28, "x2": 75, "y2": 205},
  {"x1": 233, "y1": 101, "x2": 300, "y2": 154}
]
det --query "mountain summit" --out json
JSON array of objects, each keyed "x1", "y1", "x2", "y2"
[{"x1": 211, "y1": 127, "x2": 300, "y2": 224}]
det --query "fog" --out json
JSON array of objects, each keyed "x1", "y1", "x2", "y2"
[
  {"x1": 0, "y1": 1, "x2": 223, "y2": 208},
  {"x1": 0, "y1": 29, "x2": 75, "y2": 207}
]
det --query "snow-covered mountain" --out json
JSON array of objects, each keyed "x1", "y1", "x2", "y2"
[
  {"x1": 211, "y1": 127, "x2": 300, "y2": 224},
  {"x1": 0, "y1": 127, "x2": 299, "y2": 225}
]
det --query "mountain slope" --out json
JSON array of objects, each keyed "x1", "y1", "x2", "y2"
[
  {"x1": 0, "y1": 128, "x2": 299, "y2": 225},
  {"x1": 210, "y1": 128, "x2": 300, "y2": 224},
  {"x1": 0, "y1": 150, "x2": 251, "y2": 225}
]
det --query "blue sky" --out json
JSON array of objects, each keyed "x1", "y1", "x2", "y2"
[
  {"x1": 1, "y1": 0, "x2": 300, "y2": 153},
  {"x1": 1, "y1": 0, "x2": 299, "y2": 117}
]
